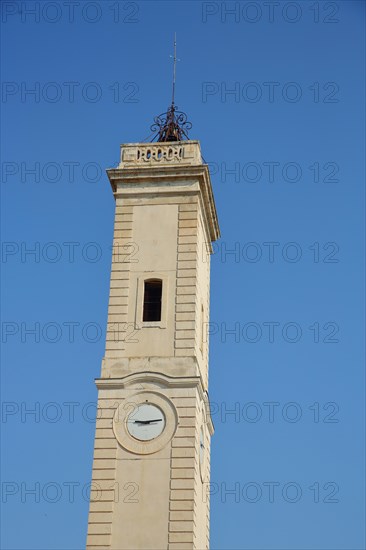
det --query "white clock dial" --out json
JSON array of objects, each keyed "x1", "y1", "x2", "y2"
[{"x1": 127, "y1": 403, "x2": 165, "y2": 441}]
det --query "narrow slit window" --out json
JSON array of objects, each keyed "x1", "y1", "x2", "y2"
[{"x1": 143, "y1": 279, "x2": 162, "y2": 322}]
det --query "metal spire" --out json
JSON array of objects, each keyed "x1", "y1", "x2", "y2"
[
  {"x1": 170, "y1": 33, "x2": 179, "y2": 106},
  {"x1": 149, "y1": 34, "x2": 192, "y2": 143}
]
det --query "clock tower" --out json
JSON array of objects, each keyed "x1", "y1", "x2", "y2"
[{"x1": 86, "y1": 103, "x2": 220, "y2": 549}]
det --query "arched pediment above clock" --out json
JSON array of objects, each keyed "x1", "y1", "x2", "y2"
[{"x1": 101, "y1": 355, "x2": 206, "y2": 386}]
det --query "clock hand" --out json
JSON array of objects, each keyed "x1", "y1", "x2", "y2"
[{"x1": 133, "y1": 419, "x2": 163, "y2": 424}]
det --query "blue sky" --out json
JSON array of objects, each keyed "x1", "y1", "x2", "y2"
[{"x1": 1, "y1": 1, "x2": 365, "y2": 549}]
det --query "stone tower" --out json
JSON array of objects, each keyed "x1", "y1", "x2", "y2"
[{"x1": 86, "y1": 111, "x2": 220, "y2": 549}]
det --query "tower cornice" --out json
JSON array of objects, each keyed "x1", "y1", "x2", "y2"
[{"x1": 107, "y1": 140, "x2": 220, "y2": 243}]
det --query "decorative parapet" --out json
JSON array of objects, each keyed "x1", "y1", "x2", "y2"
[{"x1": 119, "y1": 140, "x2": 203, "y2": 168}]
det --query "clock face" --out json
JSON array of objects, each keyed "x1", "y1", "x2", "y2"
[
  {"x1": 113, "y1": 392, "x2": 178, "y2": 455},
  {"x1": 126, "y1": 403, "x2": 166, "y2": 441}
]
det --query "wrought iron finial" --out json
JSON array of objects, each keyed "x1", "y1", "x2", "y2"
[
  {"x1": 148, "y1": 34, "x2": 192, "y2": 143},
  {"x1": 150, "y1": 104, "x2": 192, "y2": 142}
]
